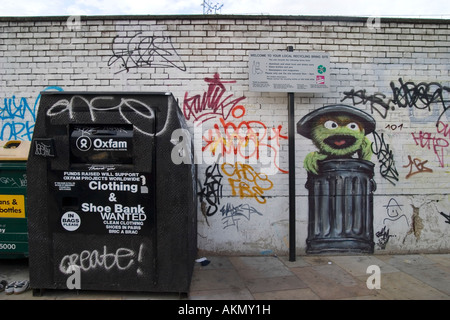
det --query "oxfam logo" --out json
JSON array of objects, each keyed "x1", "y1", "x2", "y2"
[
  {"x1": 76, "y1": 136, "x2": 92, "y2": 151},
  {"x1": 317, "y1": 65, "x2": 327, "y2": 74}
]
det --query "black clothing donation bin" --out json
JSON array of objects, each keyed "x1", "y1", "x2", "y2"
[{"x1": 27, "y1": 92, "x2": 197, "y2": 294}]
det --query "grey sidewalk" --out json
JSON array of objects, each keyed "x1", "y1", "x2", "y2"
[{"x1": 1, "y1": 253, "x2": 449, "y2": 300}]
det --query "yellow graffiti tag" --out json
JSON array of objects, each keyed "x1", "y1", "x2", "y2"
[{"x1": 221, "y1": 162, "x2": 273, "y2": 204}]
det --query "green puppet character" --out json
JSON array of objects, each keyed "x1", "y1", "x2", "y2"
[{"x1": 297, "y1": 105, "x2": 376, "y2": 175}]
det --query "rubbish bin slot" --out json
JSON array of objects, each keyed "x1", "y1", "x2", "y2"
[
  {"x1": 3, "y1": 141, "x2": 22, "y2": 149},
  {"x1": 70, "y1": 124, "x2": 134, "y2": 165},
  {"x1": 91, "y1": 130, "x2": 116, "y2": 136}
]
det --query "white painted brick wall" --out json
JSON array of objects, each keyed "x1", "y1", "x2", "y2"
[{"x1": 1, "y1": 15, "x2": 449, "y2": 255}]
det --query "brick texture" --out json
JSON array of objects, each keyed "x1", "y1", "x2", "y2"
[{"x1": 1, "y1": 15, "x2": 449, "y2": 254}]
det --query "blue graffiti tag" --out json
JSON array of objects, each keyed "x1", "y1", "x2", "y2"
[{"x1": 1, "y1": 86, "x2": 63, "y2": 141}]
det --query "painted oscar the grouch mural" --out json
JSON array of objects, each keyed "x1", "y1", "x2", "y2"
[
  {"x1": 297, "y1": 104, "x2": 376, "y2": 173},
  {"x1": 297, "y1": 104, "x2": 377, "y2": 254}
]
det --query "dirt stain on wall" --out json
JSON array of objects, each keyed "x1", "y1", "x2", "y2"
[{"x1": 403, "y1": 205, "x2": 424, "y2": 242}]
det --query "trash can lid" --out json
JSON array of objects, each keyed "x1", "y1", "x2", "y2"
[
  {"x1": 297, "y1": 104, "x2": 376, "y2": 139},
  {"x1": 0, "y1": 141, "x2": 31, "y2": 161}
]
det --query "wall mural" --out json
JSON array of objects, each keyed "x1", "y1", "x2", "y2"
[
  {"x1": 341, "y1": 78, "x2": 450, "y2": 186},
  {"x1": 297, "y1": 104, "x2": 377, "y2": 254},
  {"x1": 186, "y1": 73, "x2": 288, "y2": 231},
  {"x1": 2, "y1": 16, "x2": 448, "y2": 256},
  {"x1": 341, "y1": 78, "x2": 450, "y2": 249}
]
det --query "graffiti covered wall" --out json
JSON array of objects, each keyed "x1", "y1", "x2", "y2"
[{"x1": 0, "y1": 15, "x2": 449, "y2": 255}]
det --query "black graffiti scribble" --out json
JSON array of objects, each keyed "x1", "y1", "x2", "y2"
[
  {"x1": 383, "y1": 198, "x2": 409, "y2": 226},
  {"x1": 376, "y1": 226, "x2": 395, "y2": 250},
  {"x1": 371, "y1": 131, "x2": 399, "y2": 185},
  {"x1": 341, "y1": 78, "x2": 450, "y2": 125},
  {"x1": 391, "y1": 79, "x2": 450, "y2": 123},
  {"x1": 341, "y1": 89, "x2": 392, "y2": 118},
  {"x1": 198, "y1": 162, "x2": 223, "y2": 217},
  {"x1": 220, "y1": 203, "x2": 263, "y2": 230},
  {"x1": 440, "y1": 212, "x2": 450, "y2": 224},
  {"x1": 108, "y1": 33, "x2": 186, "y2": 74}
]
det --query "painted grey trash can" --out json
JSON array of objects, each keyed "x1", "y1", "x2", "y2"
[
  {"x1": 305, "y1": 159, "x2": 376, "y2": 254},
  {"x1": 27, "y1": 92, "x2": 197, "y2": 295}
]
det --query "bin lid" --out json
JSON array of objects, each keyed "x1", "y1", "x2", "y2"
[
  {"x1": 297, "y1": 104, "x2": 376, "y2": 139},
  {"x1": 0, "y1": 140, "x2": 31, "y2": 161}
]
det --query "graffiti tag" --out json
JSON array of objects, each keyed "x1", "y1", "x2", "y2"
[
  {"x1": 341, "y1": 78, "x2": 450, "y2": 125},
  {"x1": 1, "y1": 86, "x2": 63, "y2": 141},
  {"x1": 183, "y1": 73, "x2": 246, "y2": 123},
  {"x1": 198, "y1": 162, "x2": 223, "y2": 216},
  {"x1": 220, "y1": 203, "x2": 263, "y2": 230},
  {"x1": 221, "y1": 162, "x2": 273, "y2": 204},
  {"x1": 371, "y1": 131, "x2": 399, "y2": 185},
  {"x1": 108, "y1": 33, "x2": 186, "y2": 74}
]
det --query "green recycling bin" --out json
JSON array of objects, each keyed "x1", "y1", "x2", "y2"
[{"x1": 0, "y1": 140, "x2": 30, "y2": 259}]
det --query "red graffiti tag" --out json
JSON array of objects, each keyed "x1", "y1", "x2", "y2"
[
  {"x1": 411, "y1": 126, "x2": 449, "y2": 168},
  {"x1": 183, "y1": 73, "x2": 246, "y2": 123}
]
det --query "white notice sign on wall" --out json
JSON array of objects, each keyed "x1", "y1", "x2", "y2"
[{"x1": 249, "y1": 51, "x2": 330, "y2": 93}]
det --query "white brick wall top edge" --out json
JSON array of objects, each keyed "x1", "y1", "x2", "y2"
[{"x1": 0, "y1": 14, "x2": 449, "y2": 26}]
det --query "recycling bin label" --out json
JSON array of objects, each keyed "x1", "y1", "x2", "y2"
[
  {"x1": 0, "y1": 195, "x2": 26, "y2": 218},
  {"x1": 51, "y1": 170, "x2": 153, "y2": 236}
]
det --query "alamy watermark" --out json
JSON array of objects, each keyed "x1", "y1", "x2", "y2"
[
  {"x1": 170, "y1": 123, "x2": 282, "y2": 175},
  {"x1": 66, "y1": 15, "x2": 81, "y2": 31},
  {"x1": 366, "y1": 17, "x2": 381, "y2": 31},
  {"x1": 366, "y1": 265, "x2": 381, "y2": 289},
  {"x1": 66, "y1": 264, "x2": 81, "y2": 290}
]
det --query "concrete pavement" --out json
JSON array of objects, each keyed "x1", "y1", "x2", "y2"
[{"x1": 1, "y1": 253, "x2": 449, "y2": 300}]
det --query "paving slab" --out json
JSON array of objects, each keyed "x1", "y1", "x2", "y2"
[
  {"x1": 291, "y1": 264, "x2": 380, "y2": 299},
  {"x1": 190, "y1": 268, "x2": 245, "y2": 291},
  {"x1": 384, "y1": 254, "x2": 450, "y2": 295},
  {"x1": 328, "y1": 255, "x2": 399, "y2": 276},
  {"x1": 425, "y1": 253, "x2": 450, "y2": 266},
  {"x1": 278, "y1": 255, "x2": 312, "y2": 268},
  {"x1": 245, "y1": 275, "x2": 308, "y2": 293},
  {"x1": 360, "y1": 271, "x2": 449, "y2": 300},
  {"x1": 229, "y1": 256, "x2": 293, "y2": 280}
]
